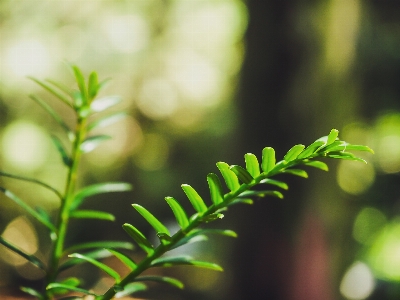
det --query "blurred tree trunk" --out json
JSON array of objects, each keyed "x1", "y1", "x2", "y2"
[{"x1": 229, "y1": 0, "x2": 362, "y2": 299}]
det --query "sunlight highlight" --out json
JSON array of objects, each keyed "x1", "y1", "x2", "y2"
[
  {"x1": 103, "y1": 15, "x2": 150, "y2": 53},
  {"x1": 1, "y1": 121, "x2": 51, "y2": 173},
  {"x1": 4, "y1": 39, "x2": 50, "y2": 77},
  {"x1": 0, "y1": 216, "x2": 38, "y2": 267},
  {"x1": 340, "y1": 261, "x2": 375, "y2": 300},
  {"x1": 368, "y1": 220, "x2": 400, "y2": 281}
]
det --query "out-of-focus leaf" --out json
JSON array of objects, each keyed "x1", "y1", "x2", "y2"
[
  {"x1": 64, "y1": 241, "x2": 133, "y2": 254},
  {"x1": 70, "y1": 210, "x2": 115, "y2": 221},
  {"x1": 0, "y1": 187, "x2": 56, "y2": 232},
  {"x1": 80, "y1": 135, "x2": 111, "y2": 153},
  {"x1": 90, "y1": 96, "x2": 121, "y2": 113},
  {"x1": 171, "y1": 235, "x2": 208, "y2": 249},
  {"x1": 46, "y1": 283, "x2": 96, "y2": 296},
  {"x1": 49, "y1": 277, "x2": 81, "y2": 296},
  {"x1": 20, "y1": 286, "x2": 43, "y2": 299},
  {"x1": 303, "y1": 160, "x2": 329, "y2": 171},
  {"x1": 35, "y1": 206, "x2": 52, "y2": 224},
  {"x1": 107, "y1": 248, "x2": 137, "y2": 270},
  {"x1": 327, "y1": 153, "x2": 367, "y2": 163},
  {"x1": 165, "y1": 196, "x2": 189, "y2": 229},
  {"x1": 0, "y1": 236, "x2": 46, "y2": 270},
  {"x1": 245, "y1": 153, "x2": 260, "y2": 177},
  {"x1": 88, "y1": 112, "x2": 127, "y2": 131},
  {"x1": 261, "y1": 147, "x2": 275, "y2": 173},
  {"x1": 88, "y1": 71, "x2": 99, "y2": 100},
  {"x1": 344, "y1": 144, "x2": 374, "y2": 153},
  {"x1": 281, "y1": 169, "x2": 308, "y2": 178},
  {"x1": 28, "y1": 77, "x2": 73, "y2": 108},
  {"x1": 71, "y1": 65, "x2": 88, "y2": 104},
  {"x1": 181, "y1": 184, "x2": 208, "y2": 214},
  {"x1": 207, "y1": 173, "x2": 224, "y2": 205},
  {"x1": 284, "y1": 144, "x2": 305, "y2": 162},
  {"x1": 188, "y1": 229, "x2": 237, "y2": 238},
  {"x1": 115, "y1": 282, "x2": 147, "y2": 298},
  {"x1": 68, "y1": 253, "x2": 120, "y2": 282},
  {"x1": 51, "y1": 135, "x2": 71, "y2": 166},
  {"x1": 0, "y1": 171, "x2": 63, "y2": 200},
  {"x1": 239, "y1": 190, "x2": 284, "y2": 199},
  {"x1": 71, "y1": 182, "x2": 132, "y2": 211},
  {"x1": 324, "y1": 143, "x2": 374, "y2": 154},
  {"x1": 135, "y1": 276, "x2": 184, "y2": 289},
  {"x1": 45, "y1": 79, "x2": 74, "y2": 98},
  {"x1": 30, "y1": 94, "x2": 73, "y2": 139},
  {"x1": 59, "y1": 249, "x2": 112, "y2": 272},
  {"x1": 228, "y1": 198, "x2": 254, "y2": 206},
  {"x1": 230, "y1": 165, "x2": 253, "y2": 184},
  {"x1": 327, "y1": 129, "x2": 339, "y2": 145},
  {"x1": 259, "y1": 178, "x2": 289, "y2": 190},
  {"x1": 132, "y1": 204, "x2": 170, "y2": 235},
  {"x1": 122, "y1": 223, "x2": 154, "y2": 255},
  {"x1": 216, "y1": 162, "x2": 240, "y2": 191},
  {"x1": 151, "y1": 256, "x2": 223, "y2": 271}
]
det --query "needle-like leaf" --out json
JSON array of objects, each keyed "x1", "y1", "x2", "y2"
[
  {"x1": 0, "y1": 171, "x2": 63, "y2": 200},
  {"x1": 88, "y1": 112, "x2": 127, "y2": 131},
  {"x1": 230, "y1": 165, "x2": 253, "y2": 184},
  {"x1": 151, "y1": 256, "x2": 223, "y2": 271},
  {"x1": 90, "y1": 96, "x2": 121, "y2": 113},
  {"x1": 107, "y1": 248, "x2": 137, "y2": 270},
  {"x1": 259, "y1": 178, "x2": 289, "y2": 190},
  {"x1": 302, "y1": 160, "x2": 329, "y2": 171},
  {"x1": 68, "y1": 253, "x2": 121, "y2": 282},
  {"x1": 64, "y1": 241, "x2": 133, "y2": 254},
  {"x1": 261, "y1": 147, "x2": 276, "y2": 173},
  {"x1": 59, "y1": 249, "x2": 112, "y2": 272},
  {"x1": 283, "y1": 144, "x2": 305, "y2": 162},
  {"x1": 207, "y1": 173, "x2": 224, "y2": 205},
  {"x1": 0, "y1": 236, "x2": 46, "y2": 270},
  {"x1": 80, "y1": 135, "x2": 111, "y2": 153},
  {"x1": 115, "y1": 282, "x2": 147, "y2": 298},
  {"x1": 181, "y1": 184, "x2": 208, "y2": 214},
  {"x1": 30, "y1": 94, "x2": 74, "y2": 139},
  {"x1": 135, "y1": 276, "x2": 184, "y2": 289},
  {"x1": 0, "y1": 187, "x2": 56, "y2": 232},
  {"x1": 46, "y1": 283, "x2": 96, "y2": 296},
  {"x1": 244, "y1": 153, "x2": 260, "y2": 177},
  {"x1": 70, "y1": 210, "x2": 115, "y2": 221},
  {"x1": 28, "y1": 77, "x2": 73, "y2": 108},
  {"x1": 122, "y1": 223, "x2": 154, "y2": 255},
  {"x1": 51, "y1": 135, "x2": 71, "y2": 166},
  {"x1": 165, "y1": 197, "x2": 190, "y2": 229},
  {"x1": 132, "y1": 204, "x2": 170, "y2": 235},
  {"x1": 216, "y1": 162, "x2": 240, "y2": 191},
  {"x1": 88, "y1": 71, "x2": 99, "y2": 100},
  {"x1": 71, "y1": 65, "x2": 88, "y2": 105},
  {"x1": 281, "y1": 169, "x2": 308, "y2": 178},
  {"x1": 71, "y1": 182, "x2": 132, "y2": 211},
  {"x1": 20, "y1": 286, "x2": 44, "y2": 299},
  {"x1": 327, "y1": 129, "x2": 339, "y2": 145}
]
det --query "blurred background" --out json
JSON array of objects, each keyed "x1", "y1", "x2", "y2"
[{"x1": 0, "y1": 0, "x2": 399, "y2": 299}]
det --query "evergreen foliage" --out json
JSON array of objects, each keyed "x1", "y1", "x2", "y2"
[{"x1": 0, "y1": 66, "x2": 373, "y2": 299}]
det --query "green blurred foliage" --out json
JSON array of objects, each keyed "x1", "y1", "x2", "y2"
[{"x1": 1, "y1": 0, "x2": 400, "y2": 299}]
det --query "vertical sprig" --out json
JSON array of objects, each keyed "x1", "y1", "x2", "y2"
[{"x1": 0, "y1": 66, "x2": 133, "y2": 299}]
